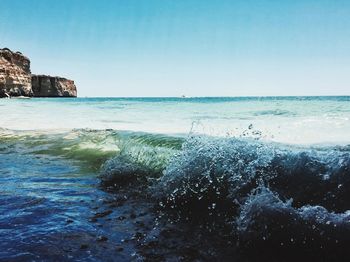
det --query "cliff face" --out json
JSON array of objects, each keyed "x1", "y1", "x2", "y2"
[
  {"x1": 0, "y1": 48, "x2": 77, "y2": 98},
  {"x1": 0, "y1": 48, "x2": 33, "y2": 97},
  {"x1": 32, "y1": 75, "x2": 77, "y2": 97}
]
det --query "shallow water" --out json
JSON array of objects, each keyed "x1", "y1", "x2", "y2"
[
  {"x1": 0, "y1": 132, "x2": 137, "y2": 261},
  {"x1": 1, "y1": 97, "x2": 350, "y2": 261},
  {"x1": 1, "y1": 96, "x2": 350, "y2": 144}
]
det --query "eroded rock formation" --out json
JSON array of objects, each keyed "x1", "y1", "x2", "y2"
[
  {"x1": 0, "y1": 48, "x2": 77, "y2": 98},
  {"x1": 0, "y1": 48, "x2": 33, "y2": 97},
  {"x1": 32, "y1": 75, "x2": 77, "y2": 97}
]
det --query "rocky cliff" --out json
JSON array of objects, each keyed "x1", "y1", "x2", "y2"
[
  {"x1": 32, "y1": 75, "x2": 77, "y2": 97},
  {"x1": 0, "y1": 48, "x2": 33, "y2": 97},
  {"x1": 0, "y1": 48, "x2": 77, "y2": 98}
]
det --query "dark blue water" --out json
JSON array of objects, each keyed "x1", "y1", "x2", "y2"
[
  {"x1": 0, "y1": 136, "x2": 136, "y2": 261},
  {"x1": 1, "y1": 97, "x2": 350, "y2": 261}
]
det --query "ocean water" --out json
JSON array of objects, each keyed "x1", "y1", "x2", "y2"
[
  {"x1": 1, "y1": 96, "x2": 350, "y2": 144},
  {"x1": 1, "y1": 97, "x2": 350, "y2": 261}
]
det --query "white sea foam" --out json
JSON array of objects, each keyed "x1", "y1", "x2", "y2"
[{"x1": 1, "y1": 97, "x2": 349, "y2": 145}]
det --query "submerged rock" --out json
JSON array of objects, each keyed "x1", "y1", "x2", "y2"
[
  {"x1": 91, "y1": 210, "x2": 113, "y2": 219},
  {"x1": 97, "y1": 236, "x2": 108, "y2": 242},
  {"x1": 80, "y1": 244, "x2": 89, "y2": 249}
]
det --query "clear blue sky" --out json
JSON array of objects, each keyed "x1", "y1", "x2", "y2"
[{"x1": 1, "y1": 0, "x2": 349, "y2": 97}]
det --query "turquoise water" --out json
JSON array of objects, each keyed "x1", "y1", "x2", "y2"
[
  {"x1": 1, "y1": 96, "x2": 350, "y2": 144},
  {"x1": 1, "y1": 97, "x2": 350, "y2": 260}
]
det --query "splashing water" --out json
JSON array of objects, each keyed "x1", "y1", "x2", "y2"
[{"x1": 1, "y1": 96, "x2": 350, "y2": 261}]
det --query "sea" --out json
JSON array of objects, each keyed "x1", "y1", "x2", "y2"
[{"x1": 1, "y1": 96, "x2": 350, "y2": 261}]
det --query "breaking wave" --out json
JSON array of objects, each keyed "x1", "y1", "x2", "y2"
[
  {"x1": 101, "y1": 133, "x2": 350, "y2": 260},
  {"x1": 2, "y1": 128, "x2": 350, "y2": 260}
]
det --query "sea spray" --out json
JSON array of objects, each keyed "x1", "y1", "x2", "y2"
[
  {"x1": 3, "y1": 128, "x2": 350, "y2": 260},
  {"x1": 152, "y1": 136, "x2": 276, "y2": 222},
  {"x1": 236, "y1": 187, "x2": 350, "y2": 260},
  {"x1": 269, "y1": 149, "x2": 350, "y2": 212}
]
